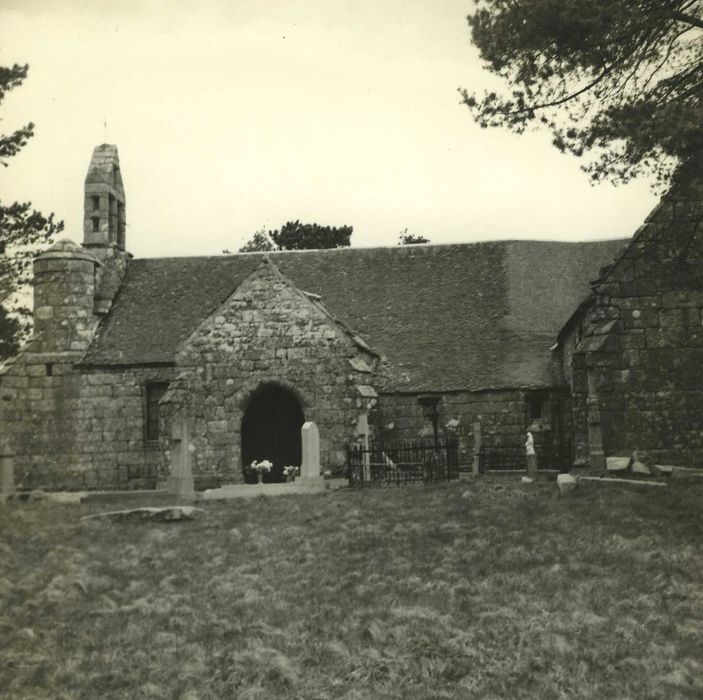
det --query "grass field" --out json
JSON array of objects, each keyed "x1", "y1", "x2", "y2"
[{"x1": 1, "y1": 479, "x2": 702, "y2": 699}]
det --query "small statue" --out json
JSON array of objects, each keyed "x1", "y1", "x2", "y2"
[
  {"x1": 525, "y1": 431, "x2": 535, "y2": 456},
  {"x1": 525, "y1": 431, "x2": 537, "y2": 477}
]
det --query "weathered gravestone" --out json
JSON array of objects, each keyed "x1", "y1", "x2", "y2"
[
  {"x1": 297, "y1": 421, "x2": 324, "y2": 487},
  {"x1": 167, "y1": 416, "x2": 195, "y2": 499}
]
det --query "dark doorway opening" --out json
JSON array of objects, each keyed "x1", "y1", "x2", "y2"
[{"x1": 241, "y1": 383, "x2": 305, "y2": 483}]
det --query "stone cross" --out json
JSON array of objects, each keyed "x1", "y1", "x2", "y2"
[
  {"x1": 167, "y1": 416, "x2": 195, "y2": 499},
  {"x1": 472, "y1": 421, "x2": 482, "y2": 476},
  {"x1": 586, "y1": 368, "x2": 606, "y2": 471},
  {"x1": 0, "y1": 443, "x2": 15, "y2": 497},
  {"x1": 298, "y1": 421, "x2": 324, "y2": 487},
  {"x1": 355, "y1": 413, "x2": 371, "y2": 482}
]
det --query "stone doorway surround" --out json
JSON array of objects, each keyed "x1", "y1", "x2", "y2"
[{"x1": 240, "y1": 382, "x2": 305, "y2": 483}]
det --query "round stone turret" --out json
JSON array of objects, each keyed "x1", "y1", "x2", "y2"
[{"x1": 33, "y1": 239, "x2": 102, "y2": 354}]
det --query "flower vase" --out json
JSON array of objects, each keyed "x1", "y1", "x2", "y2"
[{"x1": 257, "y1": 472, "x2": 263, "y2": 485}]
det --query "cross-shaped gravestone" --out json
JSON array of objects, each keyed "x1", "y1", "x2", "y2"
[
  {"x1": 0, "y1": 443, "x2": 15, "y2": 497},
  {"x1": 167, "y1": 416, "x2": 195, "y2": 499}
]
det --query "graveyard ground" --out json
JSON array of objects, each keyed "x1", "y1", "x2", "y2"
[{"x1": 1, "y1": 479, "x2": 702, "y2": 700}]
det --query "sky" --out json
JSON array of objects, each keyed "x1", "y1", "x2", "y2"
[{"x1": 0, "y1": 0, "x2": 658, "y2": 259}]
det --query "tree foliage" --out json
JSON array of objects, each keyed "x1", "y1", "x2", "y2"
[
  {"x1": 237, "y1": 228, "x2": 276, "y2": 253},
  {"x1": 0, "y1": 63, "x2": 63, "y2": 355},
  {"x1": 461, "y1": 1, "x2": 703, "y2": 185},
  {"x1": 398, "y1": 229, "x2": 431, "y2": 245},
  {"x1": 271, "y1": 220, "x2": 352, "y2": 250},
  {"x1": 0, "y1": 304, "x2": 19, "y2": 361},
  {"x1": 239, "y1": 221, "x2": 353, "y2": 252}
]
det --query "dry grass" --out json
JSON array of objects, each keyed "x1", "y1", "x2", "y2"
[{"x1": 1, "y1": 479, "x2": 702, "y2": 699}]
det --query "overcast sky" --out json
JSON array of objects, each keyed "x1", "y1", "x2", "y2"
[{"x1": 1, "y1": 0, "x2": 658, "y2": 259}]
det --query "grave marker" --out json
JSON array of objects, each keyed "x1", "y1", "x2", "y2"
[
  {"x1": 298, "y1": 421, "x2": 324, "y2": 487},
  {"x1": 167, "y1": 416, "x2": 195, "y2": 499},
  {"x1": 0, "y1": 443, "x2": 15, "y2": 497}
]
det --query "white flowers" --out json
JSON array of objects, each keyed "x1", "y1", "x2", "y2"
[
  {"x1": 283, "y1": 465, "x2": 300, "y2": 477},
  {"x1": 249, "y1": 460, "x2": 272, "y2": 473}
]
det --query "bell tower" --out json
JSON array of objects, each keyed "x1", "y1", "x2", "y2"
[{"x1": 83, "y1": 144, "x2": 126, "y2": 255}]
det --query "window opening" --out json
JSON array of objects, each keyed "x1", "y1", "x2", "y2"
[{"x1": 145, "y1": 382, "x2": 168, "y2": 441}]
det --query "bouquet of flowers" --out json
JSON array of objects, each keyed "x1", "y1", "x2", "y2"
[
  {"x1": 282, "y1": 465, "x2": 299, "y2": 481},
  {"x1": 249, "y1": 459, "x2": 272, "y2": 483}
]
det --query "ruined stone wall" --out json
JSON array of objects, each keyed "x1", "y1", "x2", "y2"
[
  {"x1": 161, "y1": 260, "x2": 377, "y2": 484},
  {"x1": 567, "y1": 184, "x2": 703, "y2": 467}
]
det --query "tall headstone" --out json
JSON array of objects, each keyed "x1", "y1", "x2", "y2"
[
  {"x1": 167, "y1": 416, "x2": 195, "y2": 499},
  {"x1": 298, "y1": 421, "x2": 324, "y2": 487}
]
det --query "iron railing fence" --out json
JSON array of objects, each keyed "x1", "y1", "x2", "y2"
[
  {"x1": 347, "y1": 437, "x2": 460, "y2": 487},
  {"x1": 478, "y1": 441, "x2": 571, "y2": 473}
]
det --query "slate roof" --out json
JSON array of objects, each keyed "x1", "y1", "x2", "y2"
[{"x1": 80, "y1": 240, "x2": 626, "y2": 392}]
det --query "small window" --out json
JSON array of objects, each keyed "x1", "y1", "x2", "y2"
[
  {"x1": 145, "y1": 382, "x2": 168, "y2": 441},
  {"x1": 92, "y1": 217, "x2": 99, "y2": 233},
  {"x1": 526, "y1": 391, "x2": 549, "y2": 421},
  {"x1": 528, "y1": 395, "x2": 543, "y2": 420},
  {"x1": 92, "y1": 195, "x2": 100, "y2": 211},
  {"x1": 45, "y1": 363, "x2": 53, "y2": 377}
]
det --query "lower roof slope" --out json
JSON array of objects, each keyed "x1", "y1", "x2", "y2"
[{"x1": 81, "y1": 240, "x2": 626, "y2": 392}]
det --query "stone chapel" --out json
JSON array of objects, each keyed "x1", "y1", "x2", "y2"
[{"x1": 1, "y1": 145, "x2": 702, "y2": 490}]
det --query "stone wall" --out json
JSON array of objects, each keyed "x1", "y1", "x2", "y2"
[
  {"x1": 0, "y1": 357, "x2": 174, "y2": 490},
  {"x1": 160, "y1": 258, "x2": 378, "y2": 484},
  {"x1": 1, "y1": 350, "x2": 83, "y2": 489},
  {"x1": 377, "y1": 388, "x2": 571, "y2": 469},
  {"x1": 564, "y1": 176, "x2": 703, "y2": 467},
  {"x1": 0, "y1": 235, "x2": 161, "y2": 491},
  {"x1": 74, "y1": 365, "x2": 175, "y2": 488}
]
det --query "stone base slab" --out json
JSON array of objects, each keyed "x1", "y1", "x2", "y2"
[
  {"x1": 201, "y1": 481, "x2": 327, "y2": 501},
  {"x1": 295, "y1": 476, "x2": 325, "y2": 488},
  {"x1": 81, "y1": 490, "x2": 171, "y2": 503}
]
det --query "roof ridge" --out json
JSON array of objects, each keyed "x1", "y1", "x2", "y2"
[{"x1": 129, "y1": 237, "x2": 630, "y2": 262}]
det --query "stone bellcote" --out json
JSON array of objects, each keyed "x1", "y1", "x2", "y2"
[{"x1": 83, "y1": 144, "x2": 126, "y2": 253}]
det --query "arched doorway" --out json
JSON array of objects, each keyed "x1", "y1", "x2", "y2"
[{"x1": 241, "y1": 383, "x2": 305, "y2": 483}]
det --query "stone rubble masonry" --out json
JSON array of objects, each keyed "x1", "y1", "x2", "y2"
[
  {"x1": 0, "y1": 231, "x2": 163, "y2": 490},
  {"x1": 0, "y1": 357, "x2": 174, "y2": 490},
  {"x1": 158, "y1": 257, "x2": 379, "y2": 484},
  {"x1": 563, "y1": 179, "x2": 703, "y2": 468},
  {"x1": 32, "y1": 241, "x2": 102, "y2": 356},
  {"x1": 83, "y1": 144, "x2": 126, "y2": 251},
  {"x1": 377, "y1": 388, "x2": 572, "y2": 467}
]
